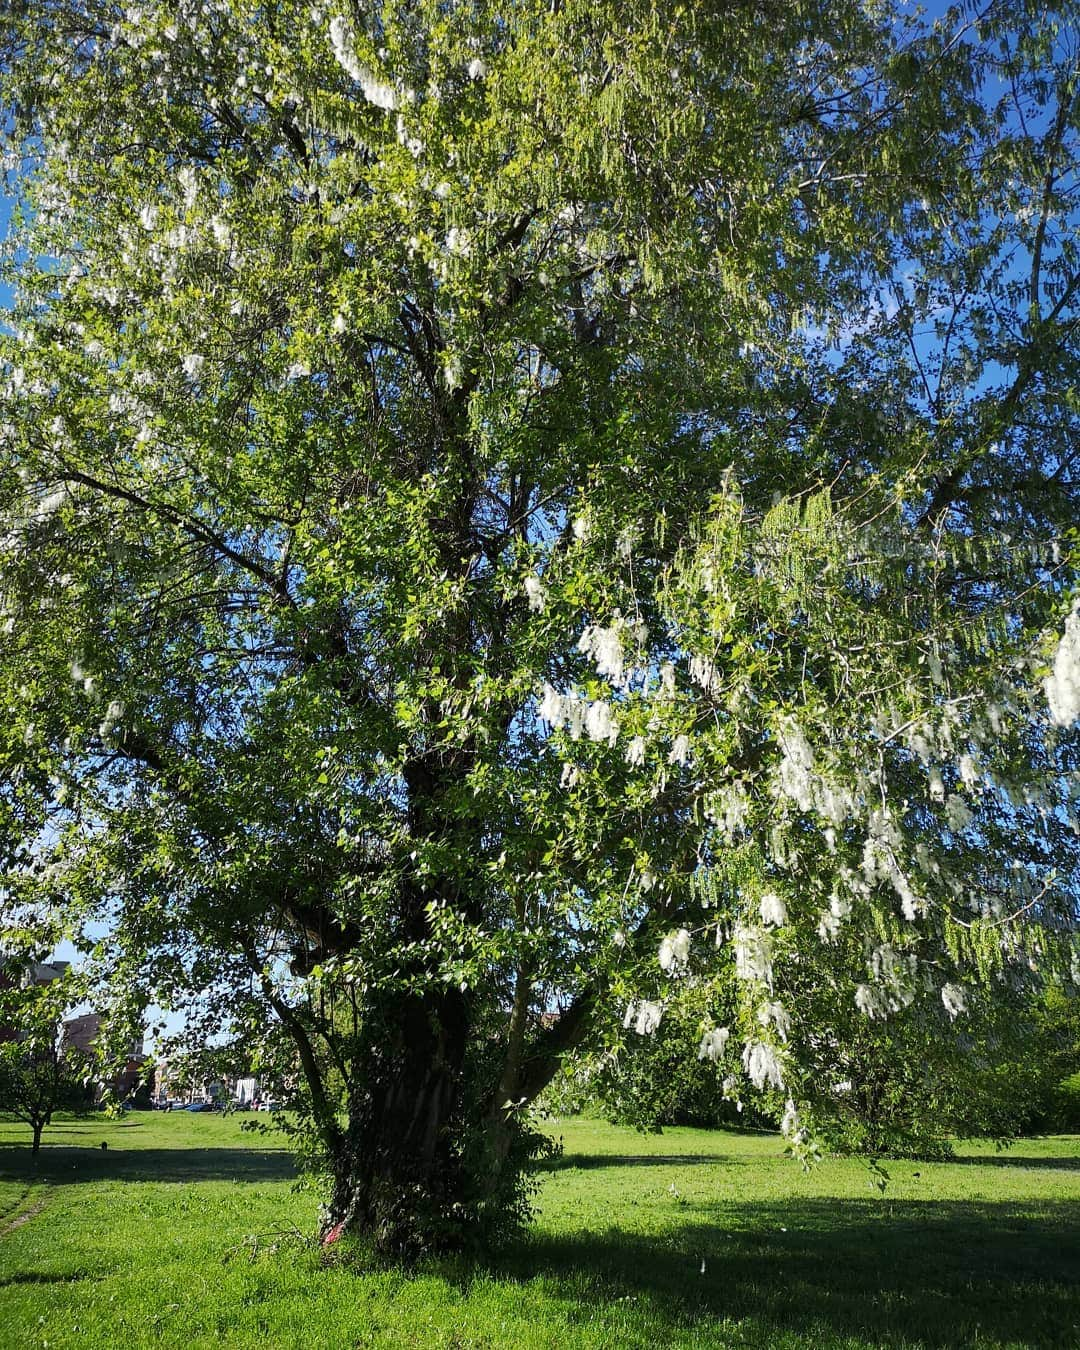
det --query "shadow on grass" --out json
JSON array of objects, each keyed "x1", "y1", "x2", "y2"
[
  {"x1": 545, "y1": 1153, "x2": 736, "y2": 1172},
  {"x1": 488, "y1": 1196, "x2": 1080, "y2": 1348},
  {"x1": 950, "y1": 1152, "x2": 1080, "y2": 1172},
  {"x1": 0, "y1": 1271, "x2": 94, "y2": 1288},
  {"x1": 0, "y1": 1146, "x2": 295, "y2": 1185}
]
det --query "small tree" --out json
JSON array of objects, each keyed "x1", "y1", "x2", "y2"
[{"x1": 0, "y1": 1025, "x2": 92, "y2": 1154}]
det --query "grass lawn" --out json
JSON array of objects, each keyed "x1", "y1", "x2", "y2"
[{"x1": 0, "y1": 1112, "x2": 1076, "y2": 1348}]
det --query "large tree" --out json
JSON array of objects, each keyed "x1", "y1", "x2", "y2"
[{"x1": 1, "y1": 0, "x2": 1078, "y2": 1252}]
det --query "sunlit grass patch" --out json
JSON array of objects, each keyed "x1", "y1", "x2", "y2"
[{"x1": 0, "y1": 1113, "x2": 1076, "y2": 1348}]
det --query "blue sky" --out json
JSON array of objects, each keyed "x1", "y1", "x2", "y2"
[{"x1": 0, "y1": 193, "x2": 12, "y2": 310}]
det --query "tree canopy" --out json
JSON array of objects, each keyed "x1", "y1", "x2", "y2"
[
  {"x1": 0, "y1": 973, "x2": 93, "y2": 1153},
  {"x1": 0, "y1": 0, "x2": 1078, "y2": 1252}
]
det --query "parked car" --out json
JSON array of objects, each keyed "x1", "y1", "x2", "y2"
[{"x1": 185, "y1": 1101, "x2": 212, "y2": 1111}]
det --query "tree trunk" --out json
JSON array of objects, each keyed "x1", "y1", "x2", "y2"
[
  {"x1": 31, "y1": 1120, "x2": 42, "y2": 1154},
  {"x1": 324, "y1": 984, "x2": 472, "y2": 1255}
]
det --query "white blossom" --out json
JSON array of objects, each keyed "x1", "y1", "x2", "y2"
[
  {"x1": 210, "y1": 216, "x2": 232, "y2": 249},
  {"x1": 445, "y1": 226, "x2": 472, "y2": 257},
  {"x1": 733, "y1": 924, "x2": 773, "y2": 986},
  {"x1": 780, "y1": 1098, "x2": 801, "y2": 1138},
  {"x1": 624, "y1": 735, "x2": 646, "y2": 768},
  {"x1": 467, "y1": 57, "x2": 488, "y2": 80},
  {"x1": 706, "y1": 785, "x2": 748, "y2": 842},
  {"x1": 658, "y1": 928, "x2": 690, "y2": 973},
  {"x1": 928, "y1": 767, "x2": 945, "y2": 802},
  {"x1": 757, "y1": 1000, "x2": 791, "y2": 1041},
  {"x1": 861, "y1": 807, "x2": 901, "y2": 887},
  {"x1": 566, "y1": 698, "x2": 585, "y2": 740},
  {"x1": 578, "y1": 622, "x2": 625, "y2": 685},
  {"x1": 872, "y1": 943, "x2": 917, "y2": 1002},
  {"x1": 941, "y1": 982, "x2": 967, "y2": 1019},
  {"x1": 286, "y1": 361, "x2": 311, "y2": 381},
  {"x1": 759, "y1": 892, "x2": 787, "y2": 928},
  {"x1": 329, "y1": 16, "x2": 399, "y2": 109},
  {"x1": 571, "y1": 515, "x2": 590, "y2": 542},
  {"x1": 668, "y1": 734, "x2": 691, "y2": 766},
  {"x1": 616, "y1": 523, "x2": 641, "y2": 559},
  {"x1": 623, "y1": 999, "x2": 663, "y2": 1035},
  {"x1": 905, "y1": 724, "x2": 933, "y2": 763},
  {"x1": 891, "y1": 866, "x2": 920, "y2": 922},
  {"x1": 34, "y1": 486, "x2": 67, "y2": 521},
  {"x1": 166, "y1": 224, "x2": 190, "y2": 252},
  {"x1": 1046, "y1": 604, "x2": 1080, "y2": 727},
  {"x1": 559, "y1": 762, "x2": 579, "y2": 790},
  {"x1": 443, "y1": 352, "x2": 463, "y2": 391},
  {"x1": 944, "y1": 793, "x2": 973, "y2": 833},
  {"x1": 99, "y1": 698, "x2": 125, "y2": 739},
  {"x1": 396, "y1": 115, "x2": 423, "y2": 158},
  {"x1": 181, "y1": 353, "x2": 205, "y2": 380},
  {"x1": 698, "y1": 1026, "x2": 730, "y2": 1062},
  {"x1": 817, "y1": 782, "x2": 854, "y2": 827},
  {"x1": 689, "y1": 653, "x2": 719, "y2": 694},
  {"x1": 776, "y1": 720, "x2": 814, "y2": 811},
  {"x1": 584, "y1": 699, "x2": 618, "y2": 746},
  {"x1": 855, "y1": 983, "x2": 889, "y2": 1018},
  {"x1": 139, "y1": 203, "x2": 159, "y2": 231},
  {"x1": 742, "y1": 1040, "x2": 784, "y2": 1090},
  {"x1": 523, "y1": 575, "x2": 546, "y2": 613},
  {"x1": 856, "y1": 944, "x2": 918, "y2": 1018},
  {"x1": 177, "y1": 166, "x2": 199, "y2": 209},
  {"x1": 538, "y1": 683, "x2": 566, "y2": 726},
  {"x1": 659, "y1": 661, "x2": 676, "y2": 697}
]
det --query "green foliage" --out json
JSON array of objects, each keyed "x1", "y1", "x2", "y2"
[
  {"x1": 1008, "y1": 981, "x2": 1080, "y2": 1132},
  {"x1": 0, "y1": 1033, "x2": 93, "y2": 1153},
  {"x1": 545, "y1": 984, "x2": 777, "y2": 1133},
  {"x1": 0, "y1": 0, "x2": 1077, "y2": 1250},
  {"x1": 1051, "y1": 1072, "x2": 1080, "y2": 1130}
]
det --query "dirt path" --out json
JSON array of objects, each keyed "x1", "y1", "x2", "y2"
[{"x1": 0, "y1": 1190, "x2": 47, "y2": 1238}]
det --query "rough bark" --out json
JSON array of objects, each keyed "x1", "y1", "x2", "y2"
[{"x1": 324, "y1": 983, "x2": 471, "y2": 1254}]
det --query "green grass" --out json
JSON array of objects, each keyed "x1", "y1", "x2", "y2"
[{"x1": 0, "y1": 1112, "x2": 1077, "y2": 1348}]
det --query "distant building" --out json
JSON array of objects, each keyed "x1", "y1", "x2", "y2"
[
  {"x1": 61, "y1": 1011, "x2": 101, "y2": 1056},
  {"x1": 28, "y1": 960, "x2": 71, "y2": 986},
  {"x1": 0, "y1": 958, "x2": 147, "y2": 1099},
  {"x1": 0, "y1": 957, "x2": 71, "y2": 1042},
  {"x1": 153, "y1": 1058, "x2": 219, "y2": 1106},
  {"x1": 61, "y1": 1012, "x2": 147, "y2": 1100}
]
